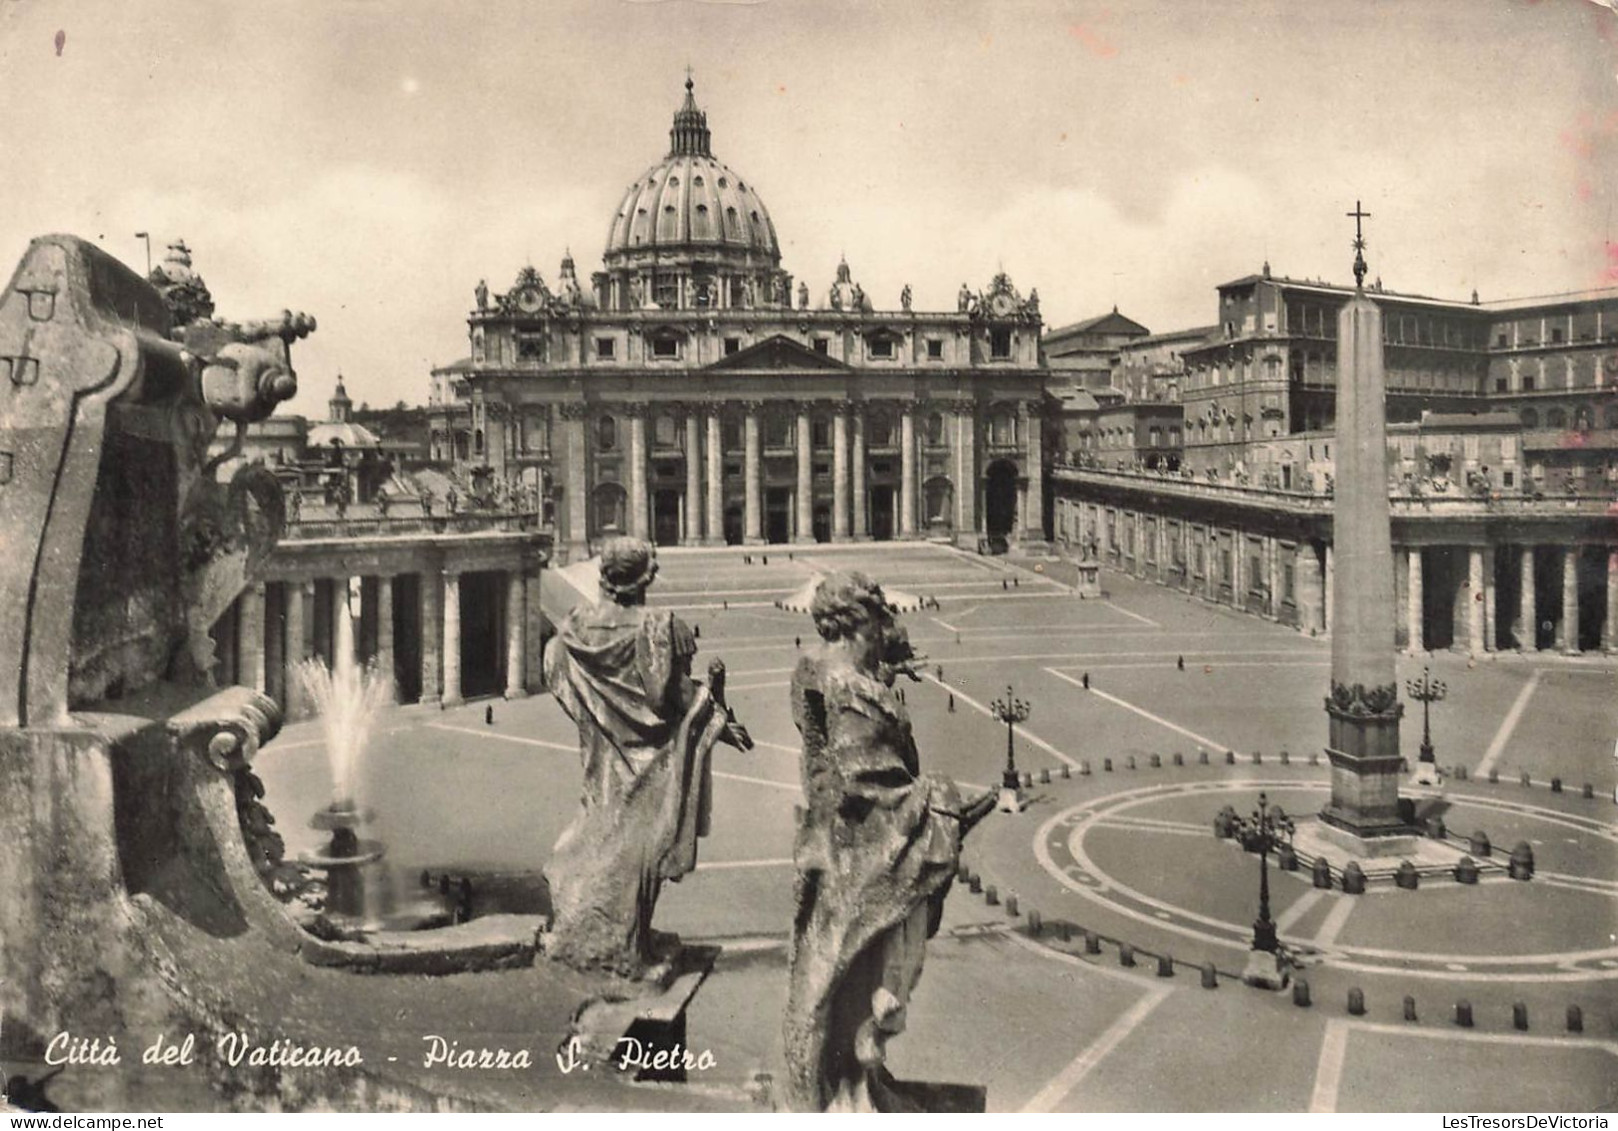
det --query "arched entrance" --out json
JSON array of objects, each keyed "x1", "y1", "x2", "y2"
[
  {"x1": 984, "y1": 460, "x2": 1018, "y2": 539},
  {"x1": 653, "y1": 489, "x2": 682, "y2": 546}
]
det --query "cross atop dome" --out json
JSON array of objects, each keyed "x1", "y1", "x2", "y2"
[{"x1": 669, "y1": 70, "x2": 712, "y2": 158}]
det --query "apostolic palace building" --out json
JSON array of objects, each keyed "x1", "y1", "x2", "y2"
[{"x1": 427, "y1": 77, "x2": 1049, "y2": 561}]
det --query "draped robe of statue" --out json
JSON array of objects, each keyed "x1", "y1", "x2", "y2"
[
  {"x1": 542, "y1": 601, "x2": 728, "y2": 977},
  {"x1": 783, "y1": 654, "x2": 968, "y2": 1112}
]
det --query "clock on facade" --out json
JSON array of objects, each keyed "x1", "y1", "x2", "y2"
[{"x1": 515, "y1": 287, "x2": 543, "y2": 313}]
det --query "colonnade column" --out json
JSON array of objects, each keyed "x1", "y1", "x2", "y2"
[
  {"x1": 377, "y1": 574, "x2": 396, "y2": 702},
  {"x1": 505, "y1": 570, "x2": 527, "y2": 699},
  {"x1": 1323, "y1": 544, "x2": 1334, "y2": 634},
  {"x1": 1466, "y1": 547, "x2": 1486, "y2": 655},
  {"x1": 831, "y1": 409, "x2": 850, "y2": 541},
  {"x1": 562, "y1": 405, "x2": 589, "y2": 559},
  {"x1": 795, "y1": 404, "x2": 814, "y2": 543},
  {"x1": 1519, "y1": 546, "x2": 1537, "y2": 652},
  {"x1": 1561, "y1": 547, "x2": 1580, "y2": 655},
  {"x1": 1267, "y1": 537, "x2": 1281, "y2": 618},
  {"x1": 1407, "y1": 547, "x2": 1424, "y2": 653},
  {"x1": 954, "y1": 407, "x2": 976, "y2": 542},
  {"x1": 899, "y1": 407, "x2": 917, "y2": 537},
  {"x1": 628, "y1": 407, "x2": 649, "y2": 541},
  {"x1": 419, "y1": 572, "x2": 442, "y2": 703},
  {"x1": 685, "y1": 413, "x2": 704, "y2": 545},
  {"x1": 285, "y1": 580, "x2": 310, "y2": 716},
  {"x1": 851, "y1": 409, "x2": 867, "y2": 539},
  {"x1": 441, "y1": 570, "x2": 462, "y2": 707},
  {"x1": 1482, "y1": 547, "x2": 1497, "y2": 652},
  {"x1": 240, "y1": 582, "x2": 267, "y2": 693},
  {"x1": 705, "y1": 411, "x2": 724, "y2": 544},
  {"x1": 1023, "y1": 401, "x2": 1044, "y2": 543},
  {"x1": 743, "y1": 405, "x2": 763, "y2": 544}
]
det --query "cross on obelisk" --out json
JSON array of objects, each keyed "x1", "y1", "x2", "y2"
[{"x1": 1347, "y1": 200, "x2": 1371, "y2": 290}]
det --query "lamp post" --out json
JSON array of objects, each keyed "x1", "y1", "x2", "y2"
[
  {"x1": 1405, "y1": 665, "x2": 1446, "y2": 784},
  {"x1": 990, "y1": 684, "x2": 1031, "y2": 813},
  {"x1": 1231, "y1": 791, "x2": 1294, "y2": 986}
]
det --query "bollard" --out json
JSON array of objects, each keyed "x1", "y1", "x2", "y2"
[
  {"x1": 1309, "y1": 751, "x2": 1320, "y2": 767},
  {"x1": 420, "y1": 869, "x2": 432, "y2": 888},
  {"x1": 1005, "y1": 894, "x2": 1020, "y2": 917},
  {"x1": 985, "y1": 885, "x2": 999, "y2": 906},
  {"x1": 1509, "y1": 841, "x2": 1535, "y2": 880},
  {"x1": 1127, "y1": 755, "x2": 1137, "y2": 771},
  {"x1": 1279, "y1": 749, "x2": 1290, "y2": 765},
  {"x1": 1469, "y1": 830, "x2": 1491, "y2": 857},
  {"x1": 1040, "y1": 768, "x2": 1051, "y2": 785},
  {"x1": 1225, "y1": 750, "x2": 1237, "y2": 765},
  {"x1": 1551, "y1": 776, "x2": 1562, "y2": 793},
  {"x1": 1488, "y1": 768, "x2": 1498, "y2": 784},
  {"x1": 1198, "y1": 749, "x2": 1210, "y2": 765},
  {"x1": 1201, "y1": 962, "x2": 1218, "y2": 989},
  {"x1": 1454, "y1": 856, "x2": 1479, "y2": 884},
  {"x1": 1312, "y1": 857, "x2": 1333, "y2": 890},
  {"x1": 1403, "y1": 996, "x2": 1417, "y2": 1022},
  {"x1": 1022, "y1": 771, "x2": 1034, "y2": 789},
  {"x1": 1567, "y1": 1005, "x2": 1583, "y2": 1033},
  {"x1": 1103, "y1": 757, "x2": 1114, "y2": 773},
  {"x1": 1173, "y1": 752, "x2": 1184, "y2": 767},
  {"x1": 1427, "y1": 815, "x2": 1447, "y2": 840},
  {"x1": 1294, "y1": 979, "x2": 1312, "y2": 1008},
  {"x1": 958, "y1": 862, "x2": 971, "y2": 882},
  {"x1": 1583, "y1": 782, "x2": 1594, "y2": 799},
  {"x1": 1080, "y1": 760, "x2": 1092, "y2": 776},
  {"x1": 1028, "y1": 909, "x2": 1042, "y2": 935},
  {"x1": 1520, "y1": 770, "x2": 1531, "y2": 787},
  {"x1": 1252, "y1": 751, "x2": 1263, "y2": 765},
  {"x1": 969, "y1": 874, "x2": 982, "y2": 894},
  {"x1": 1395, "y1": 860, "x2": 1419, "y2": 890},
  {"x1": 1156, "y1": 954, "x2": 1175, "y2": 978},
  {"x1": 1347, "y1": 988, "x2": 1366, "y2": 1016},
  {"x1": 1056, "y1": 921, "x2": 1071, "y2": 942},
  {"x1": 1278, "y1": 843, "x2": 1299, "y2": 872},
  {"x1": 1061, "y1": 764, "x2": 1071, "y2": 780},
  {"x1": 1455, "y1": 1000, "x2": 1474, "y2": 1028},
  {"x1": 1455, "y1": 765, "x2": 1468, "y2": 782},
  {"x1": 1085, "y1": 930, "x2": 1102, "y2": 955},
  {"x1": 1119, "y1": 943, "x2": 1136, "y2": 967},
  {"x1": 1513, "y1": 1002, "x2": 1529, "y2": 1031},
  {"x1": 1150, "y1": 753, "x2": 1162, "y2": 769},
  {"x1": 1342, "y1": 861, "x2": 1367, "y2": 895}
]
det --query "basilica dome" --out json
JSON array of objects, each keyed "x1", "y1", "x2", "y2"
[{"x1": 603, "y1": 79, "x2": 781, "y2": 268}]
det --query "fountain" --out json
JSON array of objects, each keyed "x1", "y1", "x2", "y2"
[{"x1": 294, "y1": 578, "x2": 449, "y2": 934}]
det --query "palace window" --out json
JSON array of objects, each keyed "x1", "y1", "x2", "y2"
[
  {"x1": 927, "y1": 339, "x2": 944, "y2": 360},
  {"x1": 812, "y1": 338, "x2": 829, "y2": 354},
  {"x1": 654, "y1": 414, "x2": 678, "y2": 448},
  {"x1": 1546, "y1": 407, "x2": 1567, "y2": 429},
  {"x1": 651, "y1": 332, "x2": 681, "y2": 359},
  {"x1": 868, "y1": 412, "x2": 894, "y2": 446},
  {"x1": 868, "y1": 336, "x2": 895, "y2": 360},
  {"x1": 724, "y1": 337, "x2": 741, "y2": 355},
  {"x1": 653, "y1": 276, "x2": 679, "y2": 309},
  {"x1": 595, "y1": 337, "x2": 615, "y2": 360},
  {"x1": 811, "y1": 418, "x2": 830, "y2": 449},
  {"x1": 925, "y1": 412, "x2": 944, "y2": 445},
  {"x1": 765, "y1": 410, "x2": 793, "y2": 448},
  {"x1": 990, "y1": 328, "x2": 1012, "y2": 359},
  {"x1": 988, "y1": 408, "x2": 1017, "y2": 446},
  {"x1": 722, "y1": 418, "x2": 741, "y2": 450},
  {"x1": 597, "y1": 415, "x2": 616, "y2": 451},
  {"x1": 1522, "y1": 373, "x2": 1536, "y2": 391}
]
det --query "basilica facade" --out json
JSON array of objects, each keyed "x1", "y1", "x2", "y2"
[{"x1": 427, "y1": 78, "x2": 1049, "y2": 561}]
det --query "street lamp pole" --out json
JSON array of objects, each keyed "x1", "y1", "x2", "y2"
[
  {"x1": 990, "y1": 684, "x2": 1031, "y2": 813},
  {"x1": 1405, "y1": 665, "x2": 1447, "y2": 784},
  {"x1": 1232, "y1": 790, "x2": 1294, "y2": 986}
]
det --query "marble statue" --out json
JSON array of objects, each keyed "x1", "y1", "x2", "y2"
[
  {"x1": 957, "y1": 283, "x2": 972, "y2": 313},
  {"x1": 782, "y1": 572, "x2": 993, "y2": 1111},
  {"x1": 797, "y1": 280, "x2": 810, "y2": 310},
  {"x1": 542, "y1": 537, "x2": 753, "y2": 977},
  {"x1": 475, "y1": 278, "x2": 489, "y2": 311},
  {"x1": 900, "y1": 284, "x2": 912, "y2": 312}
]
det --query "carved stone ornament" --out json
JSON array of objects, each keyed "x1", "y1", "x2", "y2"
[{"x1": 1325, "y1": 681, "x2": 1403, "y2": 718}]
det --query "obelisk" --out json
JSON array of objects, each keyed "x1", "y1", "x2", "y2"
[{"x1": 1316, "y1": 203, "x2": 1415, "y2": 850}]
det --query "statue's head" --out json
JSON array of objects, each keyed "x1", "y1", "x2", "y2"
[
  {"x1": 598, "y1": 536, "x2": 658, "y2": 604},
  {"x1": 810, "y1": 570, "x2": 909, "y2": 678}
]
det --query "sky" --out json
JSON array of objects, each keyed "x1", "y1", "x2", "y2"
[{"x1": 3, "y1": 0, "x2": 1616, "y2": 414}]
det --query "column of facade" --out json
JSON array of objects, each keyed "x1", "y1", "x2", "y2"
[
  {"x1": 1022, "y1": 401, "x2": 1044, "y2": 542},
  {"x1": 705, "y1": 411, "x2": 724, "y2": 544},
  {"x1": 376, "y1": 574, "x2": 396, "y2": 702},
  {"x1": 743, "y1": 405, "x2": 763, "y2": 544},
  {"x1": 1467, "y1": 547, "x2": 1486, "y2": 655},
  {"x1": 851, "y1": 408, "x2": 868, "y2": 539},
  {"x1": 1407, "y1": 547, "x2": 1424, "y2": 653},
  {"x1": 240, "y1": 582, "x2": 267, "y2": 693},
  {"x1": 685, "y1": 412, "x2": 704, "y2": 545},
  {"x1": 420, "y1": 570, "x2": 443, "y2": 703},
  {"x1": 831, "y1": 409, "x2": 850, "y2": 541},
  {"x1": 284, "y1": 581, "x2": 310, "y2": 716},
  {"x1": 1483, "y1": 546, "x2": 1498, "y2": 652},
  {"x1": 795, "y1": 404, "x2": 814, "y2": 543},
  {"x1": 954, "y1": 406, "x2": 976, "y2": 541},
  {"x1": 264, "y1": 582, "x2": 285, "y2": 706},
  {"x1": 628, "y1": 407, "x2": 649, "y2": 541},
  {"x1": 1323, "y1": 543, "x2": 1334, "y2": 633},
  {"x1": 442, "y1": 569, "x2": 463, "y2": 706},
  {"x1": 1519, "y1": 545, "x2": 1537, "y2": 651},
  {"x1": 1230, "y1": 528, "x2": 1243, "y2": 602},
  {"x1": 562, "y1": 405, "x2": 589, "y2": 558},
  {"x1": 1295, "y1": 543, "x2": 1323, "y2": 633},
  {"x1": 899, "y1": 407, "x2": 917, "y2": 537},
  {"x1": 505, "y1": 570, "x2": 527, "y2": 698},
  {"x1": 1562, "y1": 547, "x2": 1581, "y2": 654},
  {"x1": 1266, "y1": 536, "x2": 1281, "y2": 618},
  {"x1": 1602, "y1": 547, "x2": 1618, "y2": 653}
]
